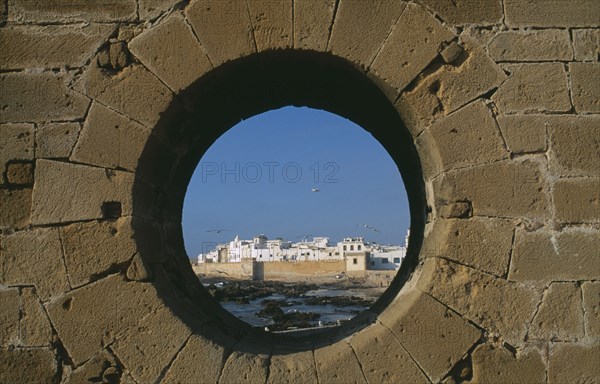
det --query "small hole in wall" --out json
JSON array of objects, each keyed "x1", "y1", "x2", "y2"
[{"x1": 101, "y1": 201, "x2": 122, "y2": 219}]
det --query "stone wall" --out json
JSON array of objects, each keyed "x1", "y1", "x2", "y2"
[{"x1": 1, "y1": 1, "x2": 599, "y2": 383}]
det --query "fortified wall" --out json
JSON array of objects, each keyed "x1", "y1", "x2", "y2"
[{"x1": 1, "y1": 1, "x2": 599, "y2": 383}]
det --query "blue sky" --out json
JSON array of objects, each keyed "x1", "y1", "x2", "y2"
[{"x1": 182, "y1": 106, "x2": 410, "y2": 258}]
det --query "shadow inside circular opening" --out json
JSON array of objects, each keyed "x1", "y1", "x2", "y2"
[{"x1": 131, "y1": 50, "x2": 426, "y2": 348}]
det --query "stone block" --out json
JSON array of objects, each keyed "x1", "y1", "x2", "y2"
[
  {"x1": 553, "y1": 178, "x2": 600, "y2": 223},
  {"x1": 139, "y1": 0, "x2": 179, "y2": 20},
  {"x1": 185, "y1": 0, "x2": 255, "y2": 65},
  {"x1": 219, "y1": 350, "x2": 269, "y2": 384},
  {"x1": 45, "y1": 275, "x2": 164, "y2": 365},
  {"x1": 329, "y1": 0, "x2": 407, "y2": 68},
  {"x1": 379, "y1": 290, "x2": 481, "y2": 382},
  {"x1": 505, "y1": 0, "x2": 600, "y2": 27},
  {"x1": 570, "y1": 62, "x2": 600, "y2": 112},
  {"x1": 582, "y1": 282, "x2": 600, "y2": 337},
  {"x1": 60, "y1": 217, "x2": 137, "y2": 288},
  {"x1": 530, "y1": 283, "x2": 584, "y2": 340},
  {"x1": 0, "y1": 228, "x2": 69, "y2": 300},
  {"x1": 492, "y1": 63, "x2": 571, "y2": 114},
  {"x1": 0, "y1": 348, "x2": 57, "y2": 384},
  {"x1": 439, "y1": 201, "x2": 472, "y2": 218},
  {"x1": 31, "y1": 159, "x2": 134, "y2": 225},
  {"x1": 350, "y1": 323, "x2": 427, "y2": 383},
  {"x1": 112, "y1": 304, "x2": 192, "y2": 384},
  {"x1": 293, "y1": 0, "x2": 336, "y2": 51},
  {"x1": 496, "y1": 115, "x2": 548, "y2": 154},
  {"x1": 434, "y1": 159, "x2": 550, "y2": 219},
  {"x1": 0, "y1": 123, "x2": 33, "y2": 166},
  {"x1": 371, "y1": 3, "x2": 454, "y2": 92},
  {"x1": 0, "y1": 188, "x2": 32, "y2": 229},
  {"x1": 440, "y1": 41, "x2": 464, "y2": 64},
  {"x1": 548, "y1": 343, "x2": 600, "y2": 384},
  {"x1": 0, "y1": 72, "x2": 90, "y2": 124},
  {"x1": 509, "y1": 228, "x2": 600, "y2": 285},
  {"x1": 36, "y1": 123, "x2": 81, "y2": 159},
  {"x1": 247, "y1": 0, "x2": 293, "y2": 51},
  {"x1": 471, "y1": 343, "x2": 545, "y2": 384},
  {"x1": 548, "y1": 115, "x2": 600, "y2": 177},
  {"x1": 71, "y1": 103, "x2": 151, "y2": 171},
  {"x1": 488, "y1": 30, "x2": 573, "y2": 62},
  {"x1": 0, "y1": 288, "x2": 20, "y2": 346},
  {"x1": 417, "y1": 0, "x2": 502, "y2": 25},
  {"x1": 129, "y1": 14, "x2": 213, "y2": 92},
  {"x1": 8, "y1": 0, "x2": 137, "y2": 22},
  {"x1": 315, "y1": 341, "x2": 366, "y2": 384},
  {"x1": 573, "y1": 29, "x2": 600, "y2": 61},
  {"x1": 0, "y1": 24, "x2": 114, "y2": 69},
  {"x1": 6, "y1": 162, "x2": 33, "y2": 185},
  {"x1": 267, "y1": 350, "x2": 318, "y2": 384},
  {"x1": 66, "y1": 350, "x2": 119, "y2": 384},
  {"x1": 420, "y1": 258, "x2": 539, "y2": 346},
  {"x1": 20, "y1": 288, "x2": 53, "y2": 347}
]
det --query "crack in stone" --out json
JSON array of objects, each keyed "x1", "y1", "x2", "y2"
[
  {"x1": 325, "y1": 0, "x2": 340, "y2": 51},
  {"x1": 155, "y1": 332, "x2": 194, "y2": 383},
  {"x1": 347, "y1": 342, "x2": 369, "y2": 384}
]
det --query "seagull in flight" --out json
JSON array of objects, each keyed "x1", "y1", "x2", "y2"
[
  {"x1": 311, "y1": 188, "x2": 320, "y2": 192},
  {"x1": 206, "y1": 229, "x2": 229, "y2": 233},
  {"x1": 357, "y1": 224, "x2": 381, "y2": 232}
]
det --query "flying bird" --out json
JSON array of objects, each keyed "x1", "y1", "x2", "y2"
[
  {"x1": 311, "y1": 188, "x2": 320, "y2": 192},
  {"x1": 206, "y1": 229, "x2": 229, "y2": 233}
]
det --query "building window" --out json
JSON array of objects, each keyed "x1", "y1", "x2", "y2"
[
  {"x1": 382, "y1": 258, "x2": 388, "y2": 264},
  {"x1": 353, "y1": 258, "x2": 358, "y2": 265},
  {"x1": 350, "y1": 245, "x2": 354, "y2": 251},
  {"x1": 370, "y1": 261, "x2": 375, "y2": 266},
  {"x1": 343, "y1": 245, "x2": 347, "y2": 251},
  {"x1": 358, "y1": 245, "x2": 362, "y2": 250},
  {"x1": 393, "y1": 257, "x2": 401, "y2": 263}
]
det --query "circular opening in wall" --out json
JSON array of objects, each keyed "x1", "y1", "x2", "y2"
[{"x1": 182, "y1": 105, "x2": 411, "y2": 332}]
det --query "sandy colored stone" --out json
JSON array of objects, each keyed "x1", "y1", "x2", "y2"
[
  {"x1": 315, "y1": 341, "x2": 367, "y2": 384},
  {"x1": 496, "y1": 115, "x2": 548, "y2": 154},
  {"x1": 0, "y1": 188, "x2": 32, "y2": 229},
  {"x1": 0, "y1": 24, "x2": 114, "y2": 69},
  {"x1": 435, "y1": 159, "x2": 549, "y2": 219},
  {"x1": 505, "y1": 0, "x2": 600, "y2": 27},
  {"x1": 0, "y1": 348, "x2": 57, "y2": 384},
  {"x1": 247, "y1": 0, "x2": 293, "y2": 51},
  {"x1": 71, "y1": 102, "x2": 151, "y2": 171},
  {"x1": 126, "y1": 252, "x2": 153, "y2": 282},
  {"x1": 0, "y1": 288, "x2": 20, "y2": 346},
  {"x1": 8, "y1": 0, "x2": 137, "y2": 22},
  {"x1": 509, "y1": 228, "x2": 600, "y2": 284},
  {"x1": 36, "y1": 122, "x2": 81, "y2": 159},
  {"x1": 417, "y1": 0, "x2": 502, "y2": 25},
  {"x1": 267, "y1": 349, "x2": 318, "y2": 384},
  {"x1": 293, "y1": 0, "x2": 336, "y2": 51},
  {"x1": 66, "y1": 350, "x2": 118, "y2": 384},
  {"x1": 492, "y1": 63, "x2": 571, "y2": 114},
  {"x1": 439, "y1": 201, "x2": 472, "y2": 218},
  {"x1": 554, "y1": 178, "x2": 600, "y2": 223},
  {"x1": 582, "y1": 282, "x2": 600, "y2": 337},
  {"x1": 329, "y1": 0, "x2": 407, "y2": 68},
  {"x1": 20, "y1": 288, "x2": 53, "y2": 347},
  {"x1": 440, "y1": 41, "x2": 464, "y2": 64},
  {"x1": 573, "y1": 29, "x2": 600, "y2": 61},
  {"x1": 570, "y1": 62, "x2": 600, "y2": 113},
  {"x1": 1, "y1": 228, "x2": 69, "y2": 300},
  {"x1": 139, "y1": 0, "x2": 179, "y2": 20},
  {"x1": 0, "y1": 72, "x2": 90, "y2": 124},
  {"x1": 6, "y1": 162, "x2": 33, "y2": 185},
  {"x1": 471, "y1": 344, "x2": 545, "y2": 384},
  {"x1": 0, "y1": 123, "x2": 33, "y2": 166},
  {"x1": 371, "y1": 3, "x2": 453, "y2": 91},
  {"x1": 548, "y1": 115, "x2": 600, "y2": 177},
  {"x1": 548, "y1": 343, "x2": 600, "y2": 384},
  {"x1": 185, "y1": 0, "x2": 255, "y2": 65},
  {"x1": 219, "y1": 350, "x2": 270, "y2": 384},
  {"x1": 379, "y1": 290, "x2": 481, "y2": 382},
  {"x1": 420, "y1": 258, "x2": 539, "y2": 346},
  {"x1": 530, "y1": 283, "x2": 584, "y2": 340},
  {"x1": 31, "y1": 159, "x2": 134, "y2": 225},
  {"x1": 129, "y1": 14, "x2": 213, "y2": 92},
  {"x1": 488, "y1": 30, "x2": 573, "y2": 62}
]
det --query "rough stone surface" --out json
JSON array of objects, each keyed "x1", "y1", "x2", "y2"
[
  {"x1": 570, "y1": 62, "x2": 600, "y2": 112},
  {"x1": 8, "y1": 0, "x2": 137, "y2": 22},
  {"x1": 6, "y1": 162, "x2": 33, "y2": 185},
  {"x1": 548, "y1": 115, "x2": 600, "y2": 177},
  {"x1": 417, "y1": 0, "x2": 502, "y2": 25},
  {"x1": 548, "y1": 343, "x2": 600, "y2": 384},
  {"x1": 185, "y1": 0, "x2": 255, "y2": 65},
  {"x1": 247, "y1": 0, "x2": 293, "y2": 51},
  {"x1": 0, "y1": 348, "x2": 57, "y2": 384},
  {"x1": 488, "y1": 30, "x2": 573, "y2": 62},
  {"x1": 573, "y1": 29, "x2": 600, "y2": 61},
  {"x1": 370, "y1": 3, "x2": 454, "y2": 91},
  {"x1": 36, "y1": 123, "x2": 81, "y2": 159},
  {"x1": 492, "y1": 63, "x2": 571, "y2": 113},
  {"x1": 553, "y1": 178, "x2": 600, "y2": 223},
  {"x1": 66, "y1": 350, "x2": 118, "y2": 384},
  {"x1": 0, "y1": 288, "x2": 20, "y2": 346},
  {"x1": 379, "y1": 290, "x2": 481, "y2": 382},
  {"x1": 440, "y1": 41, "x2": 464, "y2": 64},
  {"x1": 139, "y1": 0, "x2": 179, "y2": 20},
  {"x1": 267, "y1": 350, "x2": 318, "y2": 384},
  {"x1": 329, "y1": 0, "x2": 407, "y2": 68},
  {"x1": 471, "y1": 344, "x2": 545, "y2": 384},
  {"x1": 0, "y1": 123, "x2": 34, "y2": 167},
  {"x1": 505, "y1": 0, "x2": 600, "y2": 27},
  {"x1": 31, "y1": 159, "x2": 134, "y2": 225},
  {"x1": 315, "y1": 341, "x2": 367, "y2": 384},
  {"x1": 529, "y1": 283, "x2": 585, "y2": 340},
  {"x1": 0, "y1": 188, "x2": 32, "y2": 229},
  {"x1": 219, "y1": 350, "x2": 269, "y2": 384},
  {"x1": 293, "y1": 0, "x2": 336, "y2": 51},
  {"x1": 20, "y1": 288, "x2": 53, "y2": 347},
  {"x1": 129, "y1": 14, "x2": 213, "y2": 92},
  {"x1": 496, "y1": 115, "x2": 548, "y2": 154},
  {"x1": 509, "y1": 228, "x2": 600, "y2": 284},
  {"x1": 582, "y1": 282, "x2": 600, "y2": 337},
  {"x1": 0, "y1": 228, "x2": 69, "y2": 300},
  {"x1": 0, "y1": 25, "x2": 114, "y2": 69}
]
